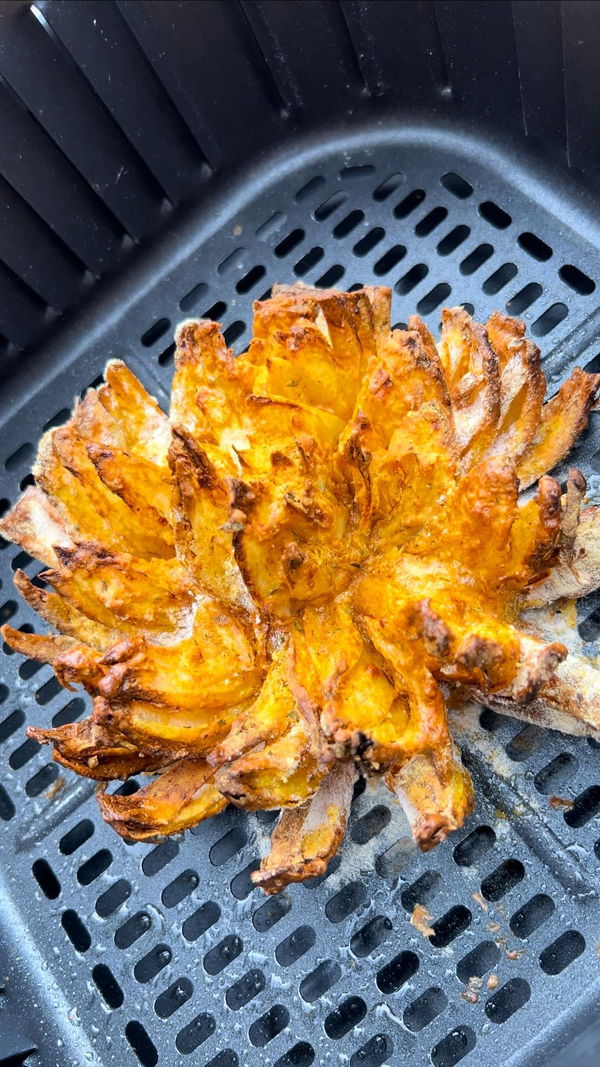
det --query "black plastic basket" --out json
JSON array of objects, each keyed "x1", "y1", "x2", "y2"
[{"x1": 2, "y1": 3, "x2": 600, "y2": 1066}]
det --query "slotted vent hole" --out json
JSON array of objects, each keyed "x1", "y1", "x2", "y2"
[
  {"x1": 394, "y1": 189, "x2": 426, "y2": 218},
  {"x1": 479, "y1": 201, "x2": 512, "y2": 228},
  {"x1": 52, "y1": 698, "x2": 85, "y2": 727},
  {"x1": 141, "y1": 318, "x2": 170, "y2": 347},
  {"x1": 207, "y1": 1053, "x2": 239, "y2": 1067},
  {"x1": 237, "y1": 265, "x2": 266, "y2": 293},
  {"x1": 142, "y1": 840, "x2": 178, "y2": 876},
  {"x1": 437, "y1": 225, "x2": 470, "y2": 256},
  {"x1": 182, "y1": 901, "x2": 221, "y2": 942},
  {"x1": 179, "y1": 281, "x2": 208, "y2": 311},
  {"x1": 19, "y1": 658, "x2": 43, "y2": 681},
  {"x1": 376, "y1": 950, "x2": 419, "y2": 994},
  {"x1": 32, "y1": 858, "x2": 60, "y2": 899},
  {"x1": 531, "y1": 302, "x2": 568, "y2": 336},
  {"x1": 395, "y1": 263, "x2": 428, "y2": 294},
  {"x1": 417, "y1": 282, "x2": 452, "y2": 314},
  {"x1": 476, "y1": 708, "x2": 503, "y2": 734},
  {"x1": 506, "y1": 282, "x2": 543, "y2": 315},
  {"x1": 0, "y1": 708, "x2": 25, "y2": 743},
  {"x1": 460, "y1": 243, "x2": 494, "y2": 275},
  {"x1": 210, "y1": 826, "x2": 247, "y2": 866},
  {"x1": 26, "y1": 763, "x2": 59, "y2": 797},
  {"x1": 295, "y1": 175, "x2": 326, "y2": 202},
  {"x1": 315, "y1": 264, "x2": 345, "y2": 288},
  {"x1": 415, "y1": 206, "x2": 447, "y2": 236},
  {"x1": 431, "y1": 1027, "x2": 476, "y2": 1067},
  {"x1": 353, "y1": 227, "x2": 385, "y2": 256},
  {"x1": 92, "y1": 964, "x2": 123, "y2": 1010},
  {"x1": 134, "y1": 943, "x2": 172, "y2": 983},
  {"x1": 96, "y1": 879, "x2": 132, "y2": 918},
  {"x1": 351, "y1": 804, "x2": 391, "y2": 844},
  {"x1": 9, "y1": 737, "x2": 39, "y2": 769},
  {"x1": 401, "y1": 870, "x2": 443, "y2": 910},
  {"x1": 456, "y1": 941, "x2": 500, "y2": 982},
  {"x1": 252, "y1": 893, "x2": 291, "y2": 932},
  {"x1": 510, "y1": 894, "x2": 555, "y2": 939},
  {"x1": 125, "y1": 1021, "x2": 158, "y2": 1067},
  {"x1": 325, "y1": 880, "x2": 368, "y2": 923},
  {"x1": 324, "y1": 996, "x2": 367, "y2": 1040},
  {"x1": 11, "y1": 550, "x2": 34, "y2": 572},
  {"x1": 480, "y1": 859, "x2": 525, "y2": 902},
  {"x1": 314, "y1": 192, "x2": 347, "y2": 220},
  {"x1": 375, "y1": 836, "x2": 415, "y2": 879},
  {"x1": 350, "y1": 915, "x2": 392, "y2": 958},
  {"x1": 333, "y1": 209, "x2": 364, "y2": 238},
  {"x1": 373, "y1": 173, "x2": 404, "y2": 200},
  {"x1": 154, "y1": 977, "x2": 193, "y2": 1019},
  {"x1": 218, "y1": 249, "x2": 245, "y2": 275},
  {"x1": 35, "y1": 676, "x2": 62, "y2": 706},
  {"x1": 453, "y1": 826, "x2": 496, "y2": 866},
  {"x1": 518, "y1": 231, "x2": 552, "y2": 261},
  {"x1": 115, "y1": 912, "x2": 152, "y2": 950},
  {"x1": 162, "y1": 868, "x2": 199, "y2": 908},
  {"x1": 77, "y1": 849, "x2": 112, "y2": 886},
  {"x1": 5, "y1": 442, "x2": 34, "y2": 472},
  {"x1": 485, "y1": 978, "x2": 531, "y2": 1023},
  {"x1": 539, "y1": 930, "x2": 585, "y2": 975},
  {"x1": 275, "y1": 229, "x2": 303, "y2": 258},
  {"x1": 275, "y1": 924, "x2": 316, "y2": 966},
  {"x1": 441, "y1": 172, "x2": 473, "y2": 198},
  {"x1": 204, "y1": 934, "x2": 242, "y2": 975},
  {"x1": 560, "y1": 264, "x2": 595, "y2": 294},
  {"x1": 534, "y1": 753, "x2": 578, "y2": 794},
  {"x1": 340, "y1": 165, "x2": 375, "y2": 181},
  {"x1": 505, "y1": 724, "x2": 545, "y2": 762},
  {"x1": 350, "y1": 1035, "x2": 392, "y2": 1067},
  {"x1": 61, "y1": 909, "x2": 91, "y2": 953},
  {"x1": 275, "y1": 1042, "x2": 315, "y2": 1067},
  {"x1": 256, "y1": 212, "x2": 286, "y2": 239},
  {"x1": 373, "y1": 244, "x2": 405, "y2": 275},
  {"x1": 404, "y1": 986, "x2": 447, "y2": 1032},
  {"x1": 249, "y1": 1005, "x2": 289, "y2": 1047},
  {"x1": 430, "y1": 905, "x2": 472, "y2": 948},
  {"x1": 176, "y1": 1013, "x2": 216, "y2": 1055},
  {"x1": 226, "y1": 969, "x2": 266, "y2": 1010},
  {"x1": 294, "y1": 247, "x2": 324, "y2": 276},
  {"x1": 230, "y1": 860, "x2": 259, "y2": 900},
  {"x1": 564, "y1": 785, "x2": 600, "y2": 827},
  {"x1": 299, "y1": 959, "x2": 342, "y2": 1002},
  {"x1": 0, "y1": 785, "x2": 15, "y2": 821}
]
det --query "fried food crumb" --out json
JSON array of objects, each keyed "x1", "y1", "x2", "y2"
[
  {"x1": 487, "y1": 973, "x2": 499, "y2": 990},
  {"x1": 549, "y1": 794, "x2": 574, "y2": 809},
  {"x1": 472, "y1": 891, "x2": 488, "y2": 912},
  {"x1": 411, "y1": 903, "x2": 435, "y2": 939},
  {"x1": 44, "y1": 776, "x2": 64, "y2": 800},
  {"x1": 461, "y1": 974, "x2": 483, "y2": 1003}
]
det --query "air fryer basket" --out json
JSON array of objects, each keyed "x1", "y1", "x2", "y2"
[{"x1": 3, "y1": 4, "x2": 600, "y2": 1067}]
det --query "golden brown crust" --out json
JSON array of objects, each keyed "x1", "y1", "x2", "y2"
[
  {"x1": 516, "y1": 367, "x2": 600, "y2": 488},
  {"x1": 2, "y1": 287, "x2": 600, "y2": 885}
]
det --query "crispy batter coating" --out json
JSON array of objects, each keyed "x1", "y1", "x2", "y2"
[{"x1": 2, "y1": 288, "x2": 600, "y2": 892}]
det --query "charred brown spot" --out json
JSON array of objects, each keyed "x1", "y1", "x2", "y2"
[
  {"x1": 271, "y1": 451, "x2": 293, "y2": 469},
  {"x1": 369, "y1": 368, "x2": 393, "y2": 398},
  {"x1": 228, "y1": 479, "x2": 256, "y2": 513},
  {"x1": 282, "y1": 542, "x2": 306, "y2": 573}
]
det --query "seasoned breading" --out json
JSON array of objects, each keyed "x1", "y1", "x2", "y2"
[{"x1": 2, "y1": 286, "x2": 600, "y2": 893}]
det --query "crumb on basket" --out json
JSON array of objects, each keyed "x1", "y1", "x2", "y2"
[{"x1": 411, "y1": 903, "x2": 435, "y2": 939}]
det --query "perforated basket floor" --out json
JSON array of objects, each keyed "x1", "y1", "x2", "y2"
[{"x1": 3, "y1": 129, "x2": 600, "y2": 1067}]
